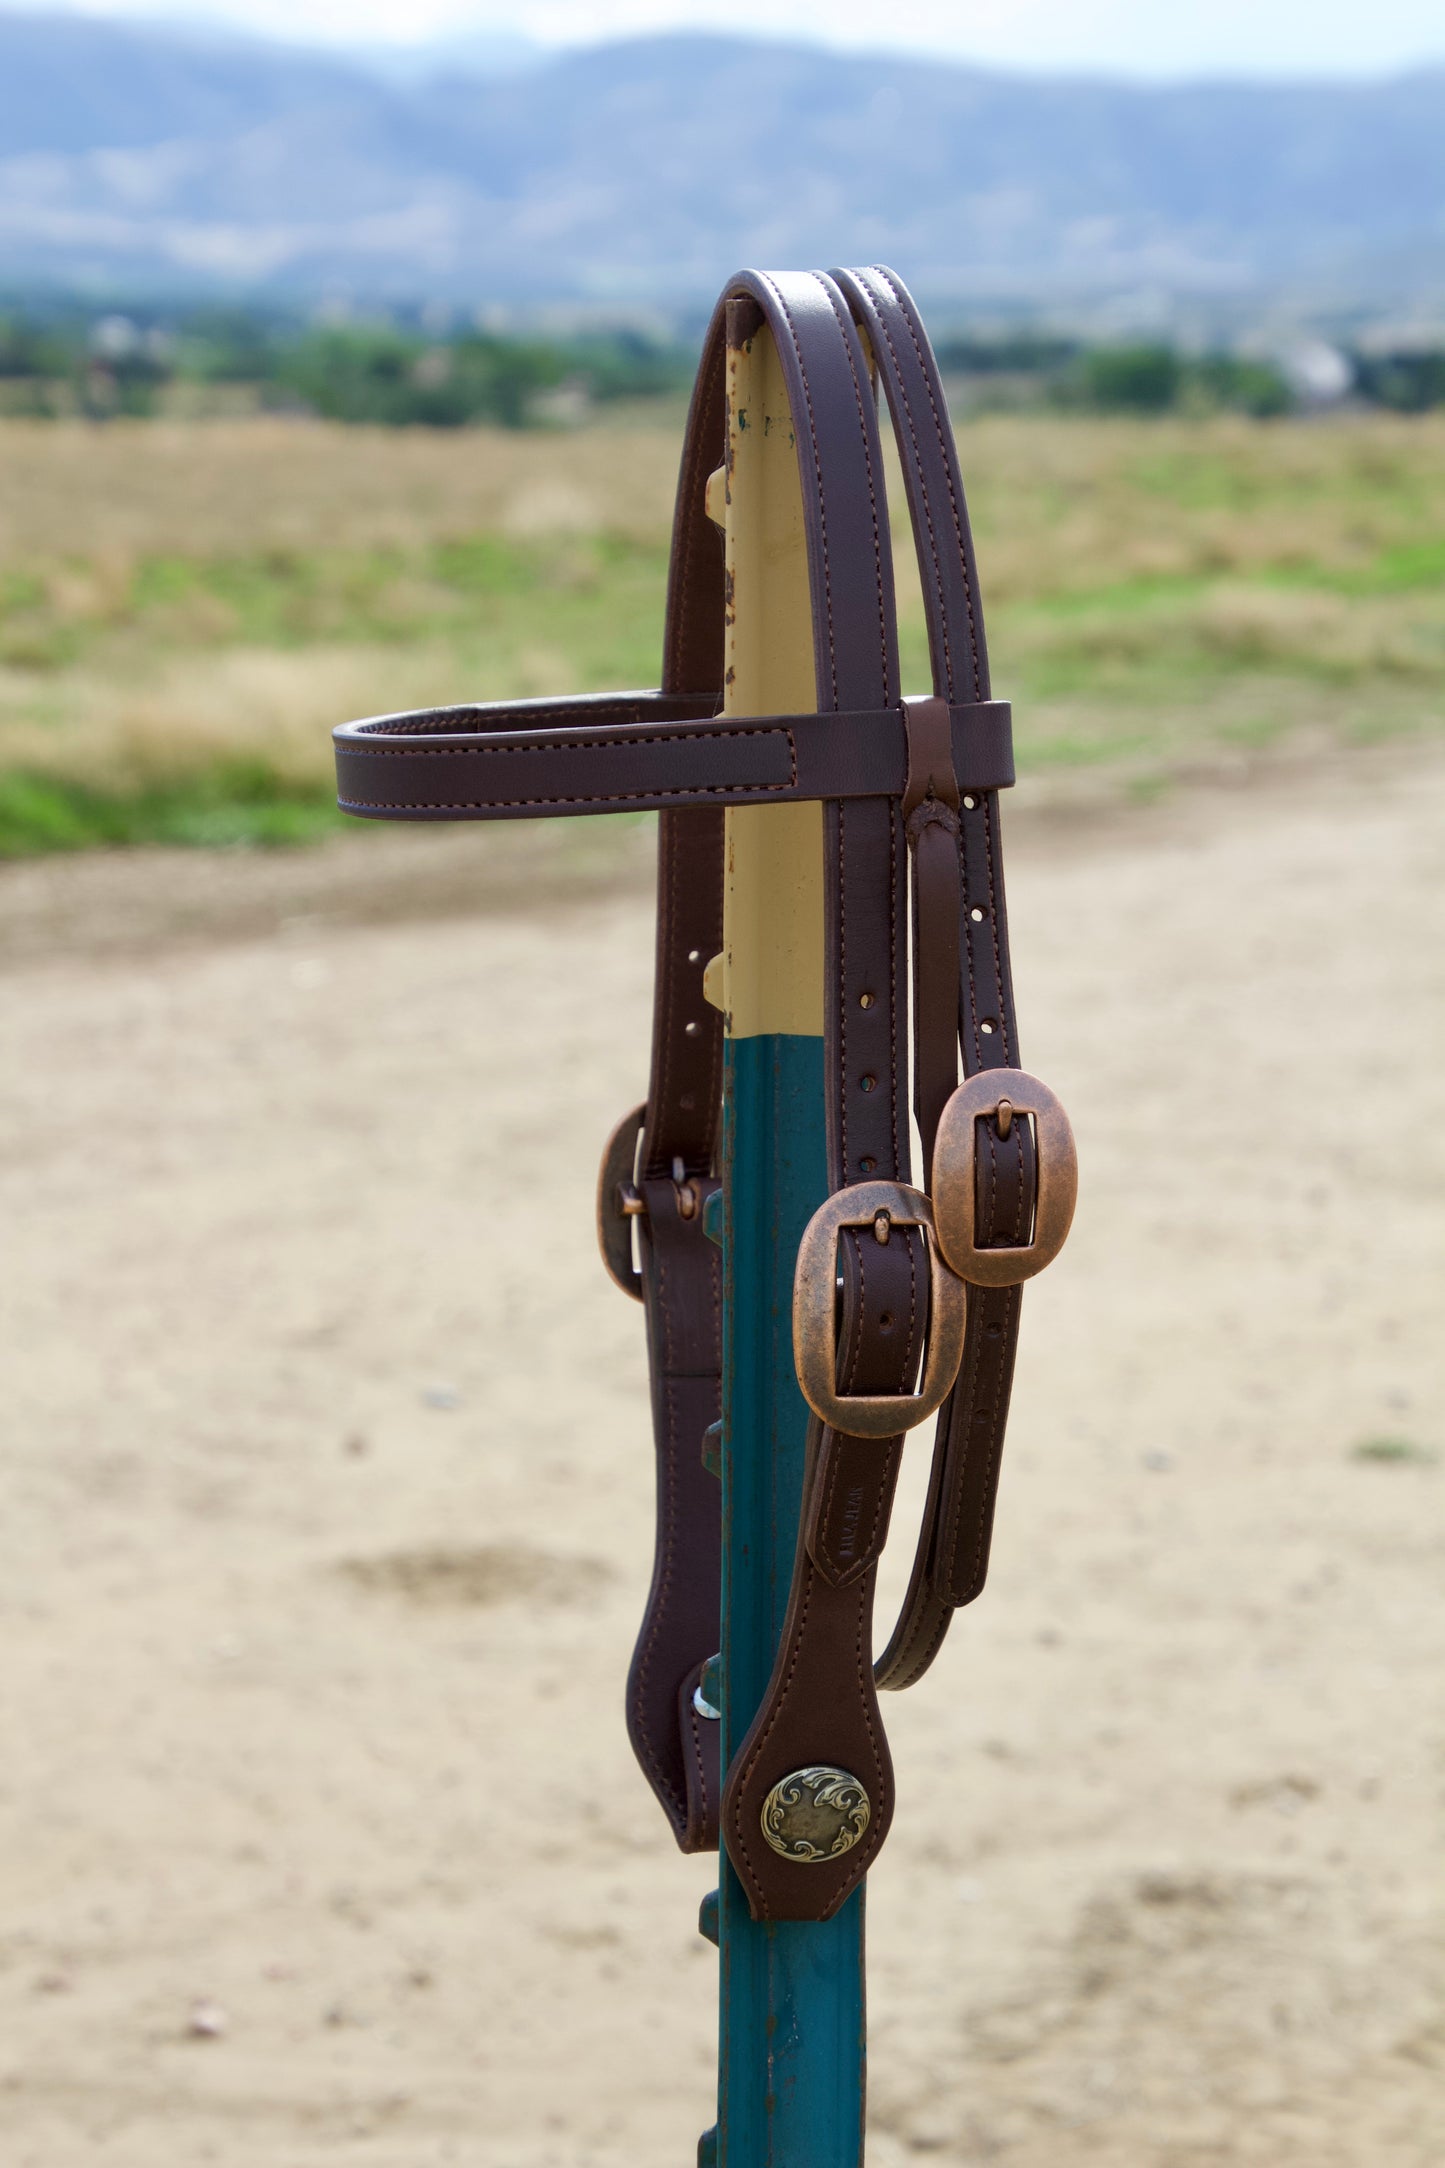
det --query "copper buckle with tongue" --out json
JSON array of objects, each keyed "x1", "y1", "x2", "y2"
[
  {"x1": 792, "y1": 1180, "x2": 967, "y2": 1436},
  {"x1": 932, "y1": 1069, "x2": 1077, "y2": 1287}
]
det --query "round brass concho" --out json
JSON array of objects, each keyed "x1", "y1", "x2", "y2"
[{"x1": 760, "y1": 1766, "x2": 871, "y2": 1864}]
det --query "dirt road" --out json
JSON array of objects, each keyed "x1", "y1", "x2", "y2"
[{"x1": 2, "y1": 749, "x2": 1441, "y2": 2166}]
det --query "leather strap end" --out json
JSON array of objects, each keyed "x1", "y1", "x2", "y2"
[{"x1": 677, "y1": 1661, "x2": 721, "y2": 1853}]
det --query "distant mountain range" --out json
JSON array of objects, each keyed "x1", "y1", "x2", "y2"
[{"x1": 1, "y1": 12, "x2": 1441, "y2": 318}]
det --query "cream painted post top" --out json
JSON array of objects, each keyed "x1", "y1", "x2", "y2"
[{"x1": 708, "y1": 321, "x2": 826, "y2": 1043}]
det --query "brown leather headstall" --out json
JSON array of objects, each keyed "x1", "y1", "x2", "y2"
[{"x1": 333, "y1": 264, "x2": 1075, "y2": 1919}]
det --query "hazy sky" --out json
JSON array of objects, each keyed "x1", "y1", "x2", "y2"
[{"x1": 18, "y1": 0, "x2": 1445, "y2": 75}]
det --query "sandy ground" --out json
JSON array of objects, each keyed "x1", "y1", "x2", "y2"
[{"x1": 1, "y1": 750, "x2": 1442, "y2": 2167}]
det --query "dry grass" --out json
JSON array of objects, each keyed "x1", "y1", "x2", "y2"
[
  {"x1": 0, "y1": 417, "x2": 683, "y2": 565},
  {"x1": 0, "y1": 409, "x2": 1440, "y2": 848},
  {"x1": 955, "y1": 410, "x2": 1445, "y2": 598}
]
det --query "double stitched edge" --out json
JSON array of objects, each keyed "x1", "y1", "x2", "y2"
[
  {"x1": 332, "y1": 699, "x2": 1015, "y2": 820},
  {"x1": 330, "y1": 262, "x2": 1075, "y2": 1914}
]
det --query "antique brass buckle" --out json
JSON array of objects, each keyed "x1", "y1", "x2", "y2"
[
  {"x1": 932, "y1": 1069, "x2": 1077, "y2": 1287},
  {"x1": 792, "y1": 1180, "x2": 967, "y2": 1436}
]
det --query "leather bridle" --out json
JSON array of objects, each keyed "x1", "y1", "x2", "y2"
[{"x1": 333, "y1": 265, "x2": 1075, "y2": 1923}]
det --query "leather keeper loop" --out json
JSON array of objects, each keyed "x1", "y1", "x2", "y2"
[{"x1": 903, "y1": 692, "x2": 961, "y2": 818}]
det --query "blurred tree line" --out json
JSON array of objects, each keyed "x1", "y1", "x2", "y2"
[
  {"x1": 0, "y1": 305, "x2": 696, "y2": 424},
  {"x1": 0, "y1": 301, "x2": 1442, "y2": 423},
  {"x1": 931, "y1": 333, "x2": 1445, "y2": 417}
]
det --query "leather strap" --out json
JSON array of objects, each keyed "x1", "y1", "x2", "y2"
[
  {"x1": 903, "y1": 693, "x2": 963, "y2": 1181},
  {"x1": 629, "y1": 314, "x2": 728, "y2": 1853}
]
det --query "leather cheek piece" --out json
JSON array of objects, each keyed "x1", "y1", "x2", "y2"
[
  {"x1": 719, "y1": 1512, "x2": 898, "y2": 1923},
  {"x1": 720, "y1": 1126, "x2": 922, "y2": 1921},
  {"x1": 623, "y1": 1175, "x2": 722, "y2": 1853},
  {"x1": 721, "y1": 1214, "x2": 918, "y2": 1918}
]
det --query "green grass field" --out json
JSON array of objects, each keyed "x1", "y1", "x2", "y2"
[{"x1": 0, "y1": 410, "x2": 1440, "y2": 853}]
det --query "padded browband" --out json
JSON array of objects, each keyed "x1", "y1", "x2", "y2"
[{"x1": 333, "y1": 693, "x2": 1014, "y2": 819}]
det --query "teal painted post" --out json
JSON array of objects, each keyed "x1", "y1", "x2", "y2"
[
  {"x1": 708, "y1": 1031, "x2": 865, "y2": 2166},
  {"x1": 693, "y1": 312, "x2": 867, "y2": 2168}
]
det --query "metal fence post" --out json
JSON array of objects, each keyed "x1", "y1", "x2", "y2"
[{"x1": 697, "y1": 309, "x2": 866, "y2": 2168}]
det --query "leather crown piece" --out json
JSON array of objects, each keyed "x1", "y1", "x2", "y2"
[{"x1": 333, "y1": 265, "x2": 1076, "y2": 1923}]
